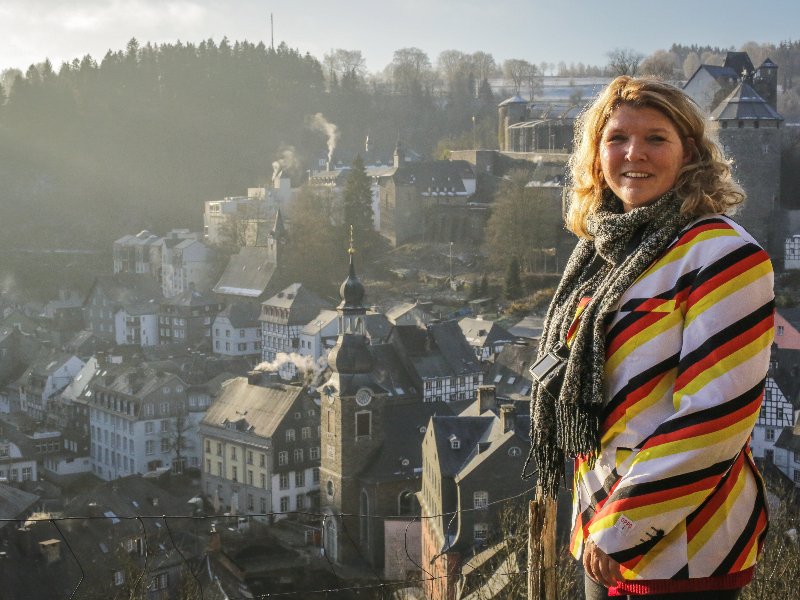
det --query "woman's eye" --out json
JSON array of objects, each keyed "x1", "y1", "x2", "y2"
[
  {"x1": 648, "y1": 135, "x2": 667, "y2": 143},
  {"x1": 606, "y1": 134, "x2": 626, "y2": 142}
]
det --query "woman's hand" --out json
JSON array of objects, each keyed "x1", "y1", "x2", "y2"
[{"x1": 584, "y1": 538, "x2": 623, "y2": 588}]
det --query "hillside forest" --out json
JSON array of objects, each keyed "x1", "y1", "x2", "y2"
[{"x1": 1, "y1": 38, "x2": 800, "y2": 295}]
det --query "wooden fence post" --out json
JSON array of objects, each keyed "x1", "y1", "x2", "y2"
[{"x1": 528, "y1": 486, "x2": 557, "y2": 599}]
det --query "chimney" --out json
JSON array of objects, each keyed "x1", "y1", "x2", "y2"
[
  {"x1": 500, "y1": 404, "x2": 516, "y2": 433},
  {"x1": 477, "y1": 386, "x2": 496, "y2": 413},
  {"x1": 208, "y1": 523, "x2": 221, "y2": 554},
  {"x1": 246, "y1": 370, "x2": 261, "y2": 386},
  {"x1": 39, "y1": 539, "x2": 61, "y2": 565}
]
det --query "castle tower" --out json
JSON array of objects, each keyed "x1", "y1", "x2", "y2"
[
  {"x1": 319, "y1": 234, "x2": 385, "y2": 565},
  {"x1": 711, "y1": 82, "x2": 783, "y2": 255},
  {"x1": 497, "y1": 95, "x2": 528, "y2": 151},
  {"x1": 754, "y1": 58, "x2": 779, "y2": 111}
]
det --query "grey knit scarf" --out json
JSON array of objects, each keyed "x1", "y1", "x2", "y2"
[{"x1": 530, "y1": 192, "x2": 692, "y2": 498}]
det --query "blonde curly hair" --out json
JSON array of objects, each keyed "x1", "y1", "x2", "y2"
[{"x1": 566, "y1": 76, "x2": 744, "y2": 238}]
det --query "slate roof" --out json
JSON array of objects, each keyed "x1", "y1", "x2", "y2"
[
  {"x1": 710, "y1": 82, "x2": 783, "y2": 121},
  {"x1": 363, "y1": 312, "x2": 393, "y2": 342},
  {"x1": 262, "y1": 283, "x2": 330, "y2": 325},
  {"x1": 458, "y1": 317, "x2": 513, "y2": 348},
  {"x1": 486, "y1": 344, "x2": 537, "y2": 400},
  {"x1": 498, "y1": 95, "x2": 527, "y2": 106},
  {"x1": 0, "y1": 483, "x2": 39, "y2": 531},
  {"x1": 386, "y1": 301, "x2": 435, "y2": 325},
  {"x1": 218, "y1": 302, "x2": 261, "y2": 329},
  {"x1": 213, "y1": 247, "x2": 277, "y2": 298},
  {"x1": 87, "y1": 273, "x2": 163, "y2": 310},
  {"x1": 391, "y1": 321, "x2": 482, "y2": 380},
  {"x1": 775, "y1": 425, "x2": 800, "y2": 453},
  {"x1": 201, "y1": 378, "x2": 305, "y2": 438},
  {"x1": 392, "y1": 160, "x2": 475, "y2": 193},
  {"x1": 300, "y1": 309, "x2": 337, "y2": 336},
  {"x1": 723, "y1": 52, "x2": 755, "y2": 77},
  {"x1": 430, "y1": 416, "x2": 493, "y2": 477},
  {"x1": 164, "y1": 287, "x2": 220, "y2": 308},
  {"x1": 327, "y1": 343, "x2": 418, "y2": 398},
  {"x1": 359, "y1": 401, "x2": 457, "y2": 483},
  {"x1": 508, "y1": 315, "x2": 544, "y2": 340}
]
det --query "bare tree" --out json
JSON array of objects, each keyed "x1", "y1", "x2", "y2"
[
  {"x1": 323, "y1": 48, "x2": 366, "y2": 83},
  {"x1": 388, "y1": 47, "x2": 434, "y2": 96},
  {"x1": 682, "y1": 51, "x2": 701, "y2": 79},
  {"x1": 472, "y1": 51, "x2": 498, "y2": 82},
  {"x1": 639, "y1": 50, "x2": 679, "y2": 80},
  {"x1": 607, "y1": 48, "x2": 645, "y2": 76},
  {"x1": 503, "y1": 59, "x2": 539, "y2": 97}
]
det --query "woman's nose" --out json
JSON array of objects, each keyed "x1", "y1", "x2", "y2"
[{"x1": 625, "y1": 139, "x2": 646, "y2": 161}]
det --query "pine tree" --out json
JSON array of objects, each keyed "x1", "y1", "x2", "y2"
[
  {"x1": 479, "y1": 273, "x2": 489, "y2": 297},
  {"x1": 342, "y1": 154, "x2": 376, "y2": 253},
  {"x1": 504, "y1": 256, "x2": 523, "y2": 300}
]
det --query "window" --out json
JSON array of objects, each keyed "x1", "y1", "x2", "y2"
[
  {"x1": 260, "y1": 453, "x2": 266, "y2": 467},
  {"x1": 240, "y1": 329, "x2": 246, "y2": 337},
  {"x1": 474, "y1": 523, "x2": 488, "y2": 542},
  {"x1": 237, "y1": 343, "x2": 247, "y2": 351},
  {"x1": 260, "y1": 497, "x2": 267, "y2": 513},
  {"x1": 260, "y1": 473, "x2": 267, "y2": 488},
  {"x1": 474, "y1": 491, "x2": 489, "y2": 509},
  {"x1": 145, "y1": 422, "x2": 154, "y2": 434},
  {"x1": 398, "y1": 490, "x2": 417, "y2": 516},
  {"x1": 301, "y1": 426, "x2": 311, "y2": 440},
  {"x1": 766, "y1": 428, "x2": 775, "y2": 442},
  {"x1": 313, "y1": 468, "x2": 320, "y2": 483},
  {"x1": 280, "y1": 496, "x2": 290, "y2": 512},
  {"x1": 144, "y1": 404, "x2": 154, "y2": 417},
  {"x1": 326, "y1": 480, "x2": 334, "y2": 496},
  {"x1": 145, "y1": 440, "x2": 155, "y2": 455},
  {"x1": 216, "y1": 442, "x2": 222, "y2": 456},
  {"x1": 247, "y1": 470, "x2": 253, "y2": 485},
  {"x1": 205, "y1": 440, "x2": 211, "y2": 453},
  {"x1": 231, "y1": 447, "x2": 237, "y2": 460},
  {"x1": 295, "y1": 471, "x2": 305, "y2": 487},
  {"x1": 508, "y1": 446, "x2": 522, "y2": 457},
  {"x1": 279, "y1": 473, "x2": 290, "y2": 490},
  {"x1": 206, "y1": 459, "x2": 211, "y2": 473},
  {"x1": 286, "y1": 429, "x2": 296, "y2": 442},
  {"x1": 278, "y1": 451, "x2": 288, "y2": 465},
  {"x1": 160, "y1": 438, "x2": 170, "y2": 452},
  {"x1": 247, "y1": 494, "x2": 254, "y2": 511},
  {"x1": 247, "y1": 450, "x2": 253, "y2": 465},
  {"x1": 794, "y1": 470, "x2": 800, "y2": 484},
  {"x1": 22, "y1": 467, "x2": 32, "y2": 481},
  {"x1": 777, "y1": 325, "x2": 785, "y2": 336},
  {"x1": 232, "y1": 466, "x2": 238, "y2": 482},
  {"x1": 310, "y1": 446, "x2": 320, "y2": 460},
  {"x1": 293, "y1": 448, "x2": 304, "y2": 462},
  {"x1": 114, "y1": 570, "x2": 125, "y2": 586},
  {"x1": 161, "y1": 420, "x2": 169, "y2": 432},
  {"x1": 450, "y1": 435, "x2": 460, "y2": 450},
  {"x1": 355, "y1": 411, "x2": 371, "y2": 438}
]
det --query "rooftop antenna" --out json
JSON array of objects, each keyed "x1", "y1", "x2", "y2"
[{"x1": 270, "y1": 13, "x2": 275, "y2": 51}]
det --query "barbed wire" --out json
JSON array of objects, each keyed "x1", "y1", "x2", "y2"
[{"x1": 7, "y1": 483, "x2": 793, "y2": 600}]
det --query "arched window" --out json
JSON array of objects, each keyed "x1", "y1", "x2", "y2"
[
  {"x1": 326, "y1": 480, "x2": 334, "y2": 497},
  {"x1": 398, "y1": 490, "x2": 419, "y2": 516}
]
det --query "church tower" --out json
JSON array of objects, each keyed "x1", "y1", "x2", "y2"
[
  {"x1": 711, "y1": 82, "x2": 783, "y2": 255},
  {"x1": 320, "y1": 233, "x2": 386, "y2": 565}
]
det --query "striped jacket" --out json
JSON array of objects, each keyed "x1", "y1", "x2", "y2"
[{"x1": 569, "y1": 215, "x2": 774, "y2": 595}]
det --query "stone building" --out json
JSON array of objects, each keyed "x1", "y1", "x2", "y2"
[
  {"x1": 420, "y1": 387, "x2": 532, "y2": 600},
  {"x1": 199, "y1": 373, "x2": 321, "y2": 520}
]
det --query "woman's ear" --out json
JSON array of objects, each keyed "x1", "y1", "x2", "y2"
[{"x1": 683, "y1": 137, "x2": 697, "y2": 164}]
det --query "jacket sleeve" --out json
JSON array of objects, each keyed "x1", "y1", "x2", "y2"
[{"x1": 588, "y1": 234, "x2": 774, "y2": 572}]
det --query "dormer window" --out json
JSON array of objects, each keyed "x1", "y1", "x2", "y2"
[{"x1": 449, "y1": 434, "x2": 460, "y2": 450}]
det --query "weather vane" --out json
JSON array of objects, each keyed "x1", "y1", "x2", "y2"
[{"x1": 348, "y1": 225, "x2": 355, "y2": 255}]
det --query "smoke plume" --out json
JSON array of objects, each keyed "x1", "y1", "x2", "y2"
[
  {"x1": 271, "y1": 146, "x2": 298, "y2": 181},
  {"x1": 307, "y1": 113, "x2": 339, "y2": 164},
  {"x1": 255, "y1": 352, "x2": 328, "y2": 386}
]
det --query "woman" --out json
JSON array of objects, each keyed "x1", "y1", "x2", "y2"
[{"x1": 530, "y1": 76, "x2": 773, "y2": 599}]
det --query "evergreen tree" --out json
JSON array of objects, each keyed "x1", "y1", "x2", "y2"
[
  {"x1": 342, "y1": 154, "x2": 376, "y2": 252},
  {"x1": 479, "y1": 273, "x2": 489, "y2": 297},
  {"x1": 504, "y1": 256, "x2": 523, "y2": 300}
]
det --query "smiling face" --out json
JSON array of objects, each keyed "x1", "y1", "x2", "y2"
[{"x1": 599, "y1": 104, "x2": 693, "y2": 212}]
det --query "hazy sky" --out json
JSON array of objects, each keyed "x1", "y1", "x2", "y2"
[{"x1": 0, "y1": 0, "x2": 797, "y2": 74}]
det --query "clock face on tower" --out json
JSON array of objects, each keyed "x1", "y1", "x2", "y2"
[{"x1": 355, "y1": 389, "x2": 372, "y2": 406}]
